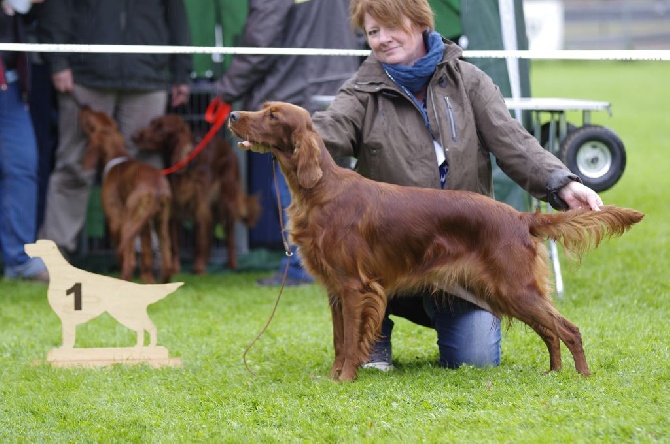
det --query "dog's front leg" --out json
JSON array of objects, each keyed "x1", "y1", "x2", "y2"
[
  {"x1": 336, "y1": 287, "x2": 388, "y2": 382},
  {"x1": 329, "y1": 293, "x2": 345, "y2": 380},
  {"x1": 60, "y1": 320, "x2": 76, "y2": 349},
  {"x1": 338, "y1": 294, "x2": 364, "y2": 381}
]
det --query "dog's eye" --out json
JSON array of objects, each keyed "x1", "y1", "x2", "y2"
[{"x1": 269, "y1": 112, "x2": 278, "y2": 120}]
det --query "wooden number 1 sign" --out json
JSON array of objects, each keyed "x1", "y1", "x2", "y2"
[{"x1": 25, "y1": 240, "x2": 183, "y2": 368}]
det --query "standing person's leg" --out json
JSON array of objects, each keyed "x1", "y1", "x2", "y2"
[
  {"x1": 29, "y1": 61, "x2": 59, "y2": 230},
  {"x1": 38, "y1": 85, "x2": 112, "y2": 253},
  {"x1": 0, "y1": 81, "x2": 48, "y2": 280},
  {"x1": 115, "y1": 90, "x2": 167, "y2": 169},
  {"x1": 257, "y1": 168, "x2": 314, "y2": 286}
]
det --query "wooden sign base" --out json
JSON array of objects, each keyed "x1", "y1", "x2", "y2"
[{"x1": 42, "y1": 346, "x2": 182, "y2": 368}]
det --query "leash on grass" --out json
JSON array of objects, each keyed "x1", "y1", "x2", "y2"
[
  {"x1": 242, "y1": 159, "x2": 293, "y2": 376},
  {"x1": 161, "y1": 97, "x2": 231, "y2": 175}
]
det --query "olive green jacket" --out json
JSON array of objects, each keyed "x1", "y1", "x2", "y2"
[{"x1": 312, "y1": 39, "x2": 578, "y2": 209}]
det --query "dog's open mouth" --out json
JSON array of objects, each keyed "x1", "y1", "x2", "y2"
[{"x1": 228, "y1": 117, "x2": 272, "y2": 154}]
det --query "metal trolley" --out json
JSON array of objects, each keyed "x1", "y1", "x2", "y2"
[{"x1": 507, "y1": 97, "x2": 626, "y2": 296}]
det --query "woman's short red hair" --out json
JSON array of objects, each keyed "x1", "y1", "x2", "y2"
[{"x1": 350, "y1": 0, "x2": 435, "y2": 32}]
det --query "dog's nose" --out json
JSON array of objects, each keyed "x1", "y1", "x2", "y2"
[{"x1": 229, "y1": 112, "x2": 239, "y2": 122}]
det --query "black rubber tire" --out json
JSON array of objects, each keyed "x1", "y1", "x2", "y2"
[
  {"x1": 539, "y1": 121, "x2": 578, "y2": 152},
  {"x1": 558, "y1": 125, "x2": 626, "y2": 192}
]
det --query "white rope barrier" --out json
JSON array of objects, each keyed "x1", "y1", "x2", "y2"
[{"x1": 2, "y1": 43, "x2": 670, "y2": 61}]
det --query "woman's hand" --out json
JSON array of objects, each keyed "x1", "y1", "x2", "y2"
[
  {"x1": 52, "y1": 69, "x2": 74, "y2": 93},
  {"x1": 2, "y1": 0, "x2": 43, "y2": 15},
  {"x1": 171, "y1": 84, "x2": 190, "y2": 108},
  {"x1": 558, "y1": 181, "x2": 603, "y2": 211}
]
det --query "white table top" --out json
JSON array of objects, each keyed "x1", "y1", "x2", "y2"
[
  {"x1": 312, "y1": 95, "x2": 611, "y2": 113},
  {"x1": 504, "y1": 97, "x2": 611, "y2": 112}
]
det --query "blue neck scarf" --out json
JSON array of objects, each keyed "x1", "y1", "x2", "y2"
[{"x1": 381, "y1": 30, "x2": 445, "y2": 95}]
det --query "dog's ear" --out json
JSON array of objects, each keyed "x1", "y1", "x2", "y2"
[
  {"x1": 79, "y1": 108, "x2": 96, "y2": 136},
  {"x1": 82, "y1": 139, "x2": 100, "y2": 170},
  {"x1": 293, "y1": 129, "x2": 323, "y2": 189}
]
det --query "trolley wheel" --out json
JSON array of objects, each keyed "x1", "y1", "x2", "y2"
[{"x1": 559, "y1": 124, "x2": 626, "y2": 192}]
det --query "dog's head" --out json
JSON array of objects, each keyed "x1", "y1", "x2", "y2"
[
  {"x1": 79, "y1": 105, "x2": 118, "y2": 136},
  {"x1": 228, "y1": 101, "x2": 323, "y2": 189},
  {"x1": 132, "y1": 114, "x2": 194, "y2": 170},
  {"x1": 79, "y1": 106, "x2": 128, "y2": 170},
  {"x1": 24, "y1": 239, "x2": 59, "y2": 258}
]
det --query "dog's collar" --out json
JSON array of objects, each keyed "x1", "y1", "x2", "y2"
[{"x1": 102, "y1": 156, "x2": 129, "y2": 178}]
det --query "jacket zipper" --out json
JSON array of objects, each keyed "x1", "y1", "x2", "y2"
[{"x1": 443, "y1": 96, "x2": 459, "y2": 143}]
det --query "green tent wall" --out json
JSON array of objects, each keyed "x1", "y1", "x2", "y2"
[
  {"x1": 184, "y1": 0, "x2": 248, "y2": 79},
  {"x1": 430, "y1": 0, "x2": 532, "y2": 210}
]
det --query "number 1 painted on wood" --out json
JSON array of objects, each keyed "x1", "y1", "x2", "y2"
[{"x1": 66, "y1": 283, "x2": 82, "y2": 311}]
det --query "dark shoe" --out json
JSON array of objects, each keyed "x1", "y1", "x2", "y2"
[
  {"x1": 361, "y1": 339, "x2": 393, "y2": 372},
  {"x1": 256, "y1": 272, "x2": 314, "y2": 287}
]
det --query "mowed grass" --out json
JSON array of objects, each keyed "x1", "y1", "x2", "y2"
[{"x1": 1, "y1": 61, "x2": 669, "y2": 442}]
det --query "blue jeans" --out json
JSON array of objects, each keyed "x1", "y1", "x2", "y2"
[
  {"x1": 0, "y1": 81, "x2": 41, "y2": 273},
  {"x1": 383, "y1": 294, "x2": 501, "y2": 368},
  {"x1": 272, "y1": 167, "x2": 313, "y2": 281}
]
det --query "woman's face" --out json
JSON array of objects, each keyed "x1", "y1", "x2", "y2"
[{"x1": 363, "y1": 13, "x2": 426, "y2": 66}]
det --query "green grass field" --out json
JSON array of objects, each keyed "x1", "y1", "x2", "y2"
[{"x1": 1, "y1": 61, "x2": 669, "y2": 442}]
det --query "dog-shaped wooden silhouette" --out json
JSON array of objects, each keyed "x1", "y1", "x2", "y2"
[{"x1": 25, "y1": 240, "x2": 183, "y2": 367}]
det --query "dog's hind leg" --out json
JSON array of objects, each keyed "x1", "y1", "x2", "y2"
[
  {"x1": 505, "y1": 288, "x2": 589, "y2": 376},
  {"x1": 119, "y1": 195, "x2": 156, "y2": 282},
  {"x1": 118, "y1": 237, "x2": 137, "y2": 281},
  {"x1": 156, "y1": 198, "x2": 173, "y2": 283},
  {"x1": 138, "y1": 224, "x2": 155, "y2": 283},
  {"x1": 193, "y1": 205, "x2": 213, "y2": 275},
  {"x1": 114, "y1": 311, "x2": 156, "y2": 347},
  {"x1": 554, "y1": 315, "x2": 590, "y2": 375},
  {"x1": 523, "y1": 318, "x2": 563, "y2": 372},
  {"x1": 143, "y1": 317, "x2": 158, "y2": 347}
]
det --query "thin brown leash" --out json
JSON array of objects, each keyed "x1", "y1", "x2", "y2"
[{"x1": 242, "y1": 157, "x2": 293, "y2": 376}]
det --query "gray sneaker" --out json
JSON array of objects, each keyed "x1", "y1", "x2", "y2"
[{"x1": 361, "y1": 340, "x2": 393, "y2": 372}]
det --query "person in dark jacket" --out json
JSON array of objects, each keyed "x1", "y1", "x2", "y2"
[
  {"x1": 0, "y1": 0, "x2": 49, "y2": 282},
  {"x1": 36, "y1": 0, "x2": 193, "y2": 255},
  {"x1": 312, "y1": 0, "x2": 604, "y2": 372},
  {"x1": 216, "y1": 0, "x2": 364, "y2": 286}
]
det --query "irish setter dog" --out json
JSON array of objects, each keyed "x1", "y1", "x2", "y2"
[
  {"x1": 229, "y1": 102, "x2": 645, "y2": 382},
  {"x1": 80, "y1": 106, "x2": 174, "y2": 283},
  {"x1": 133, "y1": 114, "x2": 261, "y2": 274}
]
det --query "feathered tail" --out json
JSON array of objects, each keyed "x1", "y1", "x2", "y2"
[{"x1": 528, "y1": 205, "x2": 644, "y2": 258}]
